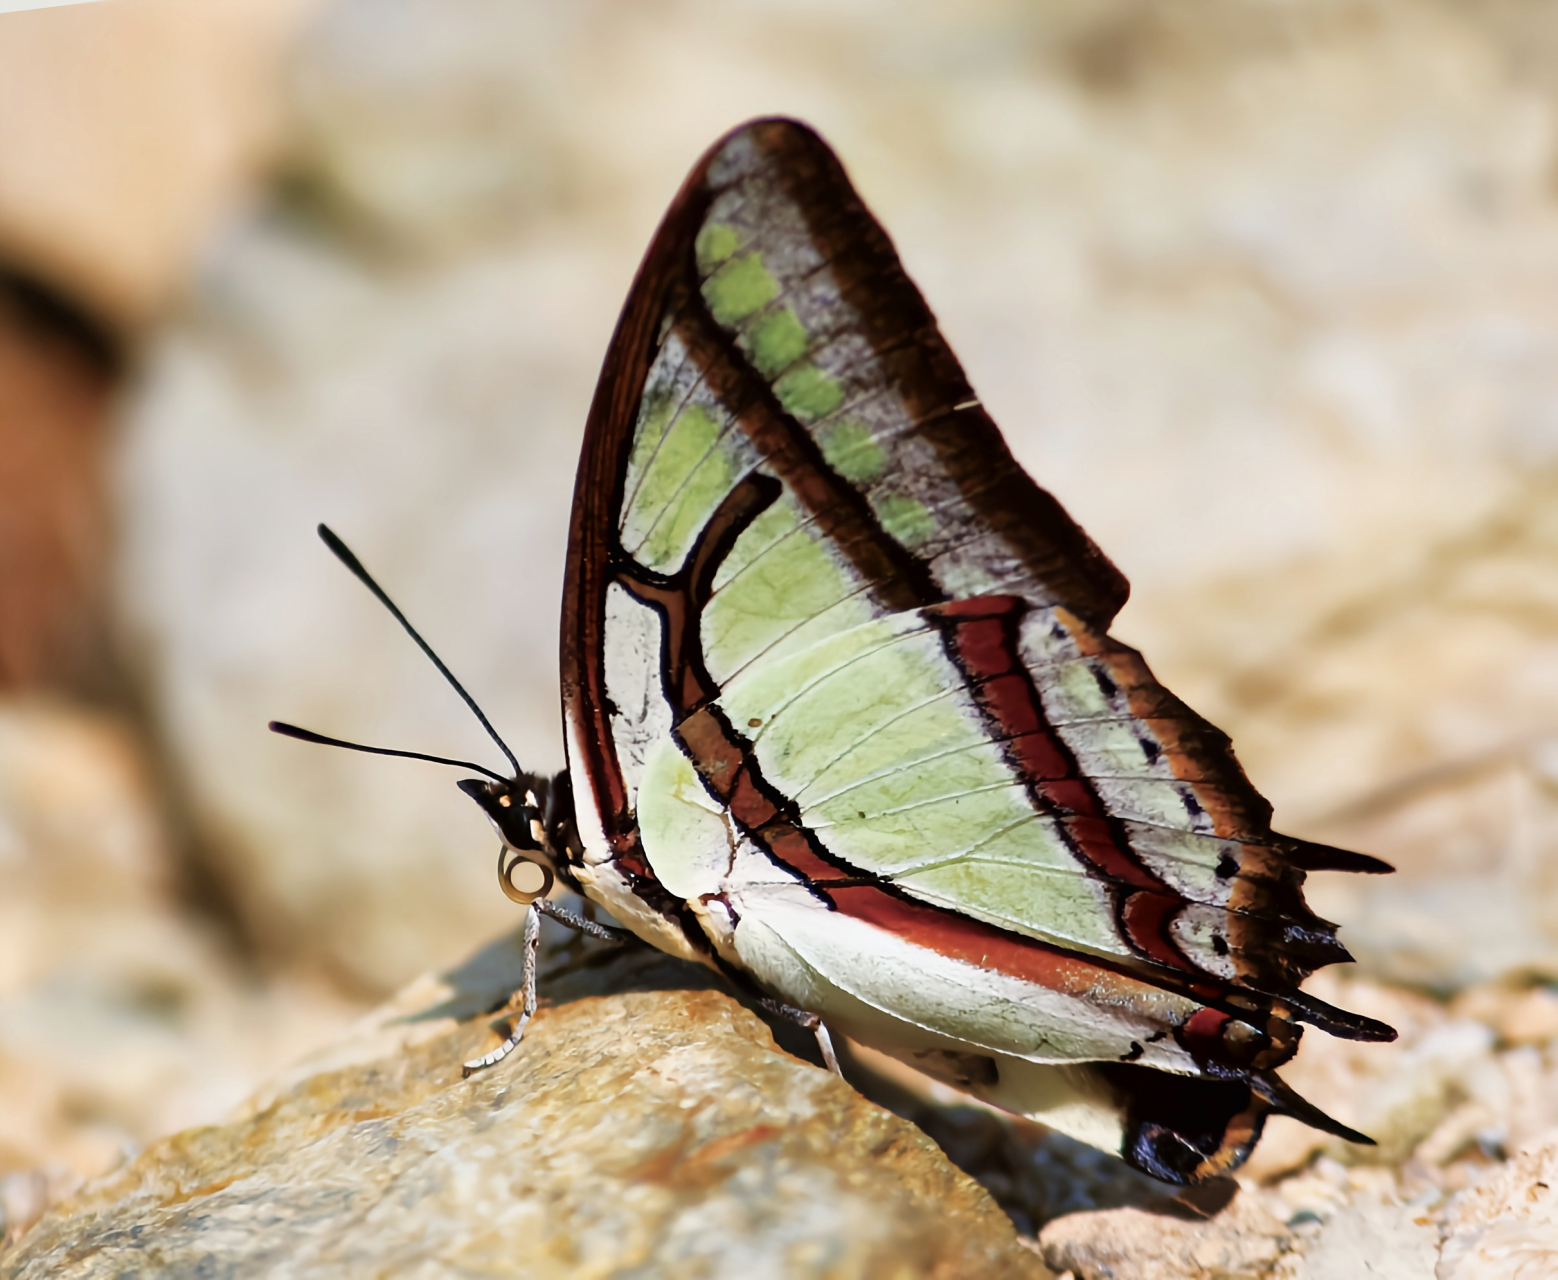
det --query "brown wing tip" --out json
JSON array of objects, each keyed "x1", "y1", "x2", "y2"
[
  {"x1": 1283, "y1": 988, "x2": 1398, "y2": 1043},
  {"x1": 701, "y1": 116, "x2": 831, "y2": 175},
  {"x1": 1288, "y1": 839, "x2": 1395, "y2": 875},
  {"x1": 718, "y1": 114, "x2": 823, "y2": 144},
  {"x1": 1257, "y1": 1073, "x2": 1377, "y2": 1147}
]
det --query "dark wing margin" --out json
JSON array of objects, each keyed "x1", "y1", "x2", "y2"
[{"x1": 741, "y1": 122, "x2": 1133, "y2": 629}]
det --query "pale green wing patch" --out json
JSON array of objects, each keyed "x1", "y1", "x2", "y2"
[
  {"x1": 694, "y1": 221, "x2": 741, "y2": 271},
  {"x1": 620, "y1": 397, "x2": 762, "y2": 574},
  {"x1": 703, "y1": 252, "x2": 780, "y2": 326},
  {"x1": 706, "y1": 602, "x2": 1203, "y2": 961},
  {"x1": 874, "y1": 492, "x2": 935, "y2": 548},
  {"x1": 712, "y1": 610, "x2": 1121, "y2": 956},
  {"x1": 817, "y1": 419, "x2": 887, "y2": 486},
  {"x1": 637, "y1": 738, "x2": 732, "y2": 900},
  {"x1": 748, "y1": 309, "x2": 809, "y2": 377},
  {"x1": 717, "y1": 613, "x2": 946, "y2": 787},
  {"x1": 773, "y1": 363, "x2": 845, "y2": 422},
  {"x1": 692, "y1": 220, "x2": 850, "y2": 428},
  {"x1": 619, "y1": 336, "x2": 701, "y2": 524},
  {"x1": 708, "y1": 490, "x2": 811, "y2": 594},
  {"x1": 701, "y1": 490, "x2": 878, "y2": 683},
  {"x1": 896, "y1": 856, "x2": 1123, "y2": 961}
]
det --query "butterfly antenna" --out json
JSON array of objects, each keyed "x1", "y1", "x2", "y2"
[
  {"x1": 316, "y1": 524, "x2": 523, "y2": 779},
  {"x1": 268, "y1": 721, "x2": 511, "y2": 784}
]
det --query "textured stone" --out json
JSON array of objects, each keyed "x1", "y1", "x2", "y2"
[
  {"x1": 1039, "y1": 1189, "x2": 1290, "y2": 1280},
  {"x1": 1288, "y1": 1198, "x2": 1440, "y2": 1280},
  {"x1": 0, "y1": 698, "x2": 362, "y2": 1244},
  {"x1": 1438, "y1": 1131, "x2": 1558, "y2": 1280},
  {"x1": 2, "y1": 934, "x2": 1045, "y2": 1279}
]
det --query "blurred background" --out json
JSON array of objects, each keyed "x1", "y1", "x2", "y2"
[{"x1": 4, "y1": 0, "x2": 1558, "y2": 1242}]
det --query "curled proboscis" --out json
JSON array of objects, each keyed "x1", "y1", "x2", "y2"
[{"x1": 498, "y1": 846, "x2": 554, "y2": 905}]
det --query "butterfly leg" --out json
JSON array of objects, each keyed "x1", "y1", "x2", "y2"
[
  {"x1": 533, "y1": 896, "x2": 633, "y2": 943},
  {"x1": 813, "y1": 1023, "x2": 842, "y2": 1076},
  {"x1": 755, "y1": 996, "x2": 842, "y2": 1077},
  {"x1": 462, "y1": 902, "x2": 542, "y2": 1077}
]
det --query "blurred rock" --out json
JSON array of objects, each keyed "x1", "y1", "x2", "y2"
[
  {"x1": 1438, "y1": 1130, "x2": 1558, "y2": 1279},
  {"x1": 285, "y1": 0, "x2": 581, "y2": 258},
  {"x1": 1039, "y1": 1190, "x2": 1289, "y2": 1280},
  {"x1": 2, "y1": 935, "x2": 1046, "y2": 1279},
  {"x1": 0, "y1": 698, "x2": 363, "y2": 1244},
  {"x1": 1287, "y1": 1196, "x2": 1439, "y2": 1279},
  {"x1": 116, "y1": 220, "x2": 607, "y2": 991},
  {"x1": 0, "y1": 0, "x2": 320, "y2": 326},
  {"x1": 1454, "y1": 980, "x2": 1558, "y2": 1048},
  {"x1": 0, "y1": 279, "x2": 116, "y2": 694}
]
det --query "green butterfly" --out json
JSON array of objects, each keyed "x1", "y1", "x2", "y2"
[{"x1": 277, "y1": 118, "x2": 1394, "y2": 1185}]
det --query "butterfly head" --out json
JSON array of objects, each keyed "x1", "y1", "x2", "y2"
[
  {"x1": 458, "y1": 773, "x2": 566, "y2": 906},
  {"x1": 276, "y1": 525, "x2": 584, "y2": 911}
]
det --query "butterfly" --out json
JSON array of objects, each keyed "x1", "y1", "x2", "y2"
[{"x1": 275, "y1": 117, "x2": 1395, "y2": 1186}]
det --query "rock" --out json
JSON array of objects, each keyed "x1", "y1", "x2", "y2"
[
  {"x1": 2, "y1": 930, "x2": 1046, "y2": 1279},
  {"x1": 0, "y1": 281, "x2": 116, "y2": 693},
  {"x1": 1438, "y1": 1131, "x2": 1558, "y2": 1280},
  {"x1": 116, "y1": 222, "x2": 612, "y2": 991},
  {"x1": 285, "y1": 0, "x2": 583, "y2": 258},
  {"x1": 1287, "y1": 1198, "x2": 1440, "y2": 1280},
  {"x1": 1453, "y1": 981, "x2": 1558, "y2": 1049},
  {"x1": 0, "y1": 0, "x2": 319, "y2": 326},
  {"x1": 1038, "y1": 1188, "x2": 1290, "y2": 1280},
  {"x1": 0, "y1": 698, "x2": 363, "y2": 1241}
]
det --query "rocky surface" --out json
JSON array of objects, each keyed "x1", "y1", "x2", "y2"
[
  {"x1": 8, "y1": 893, "x2": 1558, "y2": 1277},
  {"x1": 0, "y1": 284, "x2": 115, "y2": 693},
  {"x1": 0, "y1": 698, "x2": 364, "y2": 1247},
  {"x1": 1, "y1": 930, "x2": 1046, "y2": 1279},
  {"x1": 1040, "y1": 1192, "x2": 1292, "y2": 1280},
  {"x1": 1437, "y1": 1136, "x2": 1558, "y2": 1278}
]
